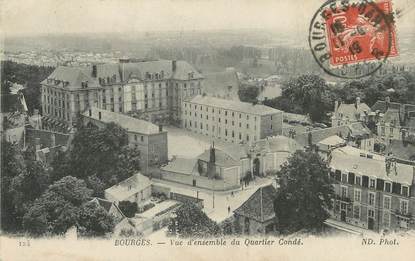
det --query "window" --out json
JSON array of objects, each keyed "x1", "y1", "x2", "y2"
[
  {"x1": 384, "y1": 182, "x2": 391, "y2": 193},
  {"x1": 354, "y1": 189, "x2": 361, "y2": 202},
  {"x1": 400, "y1": 200, "x2": 409, "y2": 214},
  {"x1": 225, "y1": 111, "x2": 228, "y2": 116},
  {"x1": 246, "y1": 135, "x2": 249, "y2": 141},
  {"x1": 368, "y1": 209, "x2": 375, "y2": 218},
  {"x1": 141, "y1": 136, "x2": 144, "y2": 142},
  {"x1": 341, "y1": 173, "x2": 348, "y2": 183},
  {"x1": 369, "y1": 178, "x2": 376, "y2": 189},
  {"x1": 353, "y1": 205, "x2": 360, "y2": 219},
  {"x1": 368, "y1": 192, "x2": 375, "y2": 206},
  {"x1": 383, "y1": 212, "x2": 390, "y2": 228},
  {"x1": 246, "y1": 124, "x2": 249, "y2": 129},
  {"x1": 355, "y1": 176, "x2": 361, "y2": 186},
  {"x1": 401, "y1": 186, "x2": 409, "y2": 197},
  {"x1": 383, "y1": 196, "x2": 391, "y2": 209},
  {"x1": 134, "y1": 135, "x2": 138, "y2": 141},
  {"x1": 341, "y1": 186, "x2": 348, "y2": 198},
  {"x1": 225, "y1": 119, "x2": 228, "y2": 124}
]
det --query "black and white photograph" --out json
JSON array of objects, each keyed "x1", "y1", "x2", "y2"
[{"x1": 1, "y1": 0, "x2": 415, "y2": 260}]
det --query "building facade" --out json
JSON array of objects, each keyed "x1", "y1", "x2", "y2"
[
  {"x1": 372, "y1": 97, "x2": 415, "y2": 142},
  {"x1": 181, "y1": 95, "x2": 283, "y2": 145},
  {"x1": 81, "y1": 107, "x2": 168, "y2": 174},
  {"x1": 331, "y1": 97, "x2": 371, "y2": 127},
  {"x1": 329, "y1": 146, "x2": 415, "y2": 233},
  {"x1": 41, "y1": 59, "x2": 203, "y2": 131}
]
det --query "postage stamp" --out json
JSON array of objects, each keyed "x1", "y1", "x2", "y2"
[{"x1": 308, "y1": 0, "x2": 399, "y2": 79}]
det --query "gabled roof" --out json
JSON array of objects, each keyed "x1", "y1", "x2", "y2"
[
  {"x1": 386, "y1": 140, "x2": 415, "y2": 161},
  {"x1": 41, "y1": 66, "x2": 100, "y2": 89},
  {"x1": 188, "y1": 95, "x2": 282, "y2": 116},
  {"x1": 161, "y1": 158, "x2": 198, "y2": 175},
  {"x1": 82, "y1": 107, "x2": 160, "y2": 135},
  {"x1": 105, "y1": 173, "x2": 151, "y2": 202},
  {"x1": 90, "y1": 197, "x2": 126, "y2": 218},
  {"x1": 318, "y1": 135, "x2": 346, "y2": 146},
  {"x1": 197, "y1": 148, "x2": 240, "y2": 168},
  {"x1": 336, "y1": 102, "x2": 370, "y2": 120},
  {"x1": 234, "y1": 185, "x2": 277, "y2": 223}
]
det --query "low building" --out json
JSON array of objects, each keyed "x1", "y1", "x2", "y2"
[
  {"x1": 182, "y1": 95, "x2": 283, "y2": 145},
  {"x1": 160, "y1": 146, "x2": 241, "y2": 191},
  {"x1": 233, "y1": 185, "x2": 278, "y2": 235},
  {"x1": 372, "y1": 97, "x2": 415, "y2": 142},
  {"x1": 105, "y1": 173, "x2": 152, "y2": 206},
  {"x1": 292, "y1": 123, "x2": 374, "y2": 152},
  {"x1": 328, "y1": 146, "x2": 415, "y2": 233},
  {"x1": 81, "y1": 107, "x2": 168, "y2": 174},
  {"x1": 89, "y1": 197, "x2": 125, "y2": 222},
  {"x1": 332, "y1": 98, "x2": 371, "y2": 127},
  {"x1": 250, "y1": 135, "x2": 302, "y2": 176}
]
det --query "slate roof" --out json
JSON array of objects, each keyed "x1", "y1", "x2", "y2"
[
  {"x1": 42, "y1": 60, "x2": 202, "y2": 89},
  {"x1": 330, "y1": 146, "x2": 415, "y2": 185},
  {"x1": 234, "y1": 185, "x2": 277, "y2": 223},
  {"x1": 161, "y1": 158, "x2": 198, "y2": 175},
  {"x1": 82, "y1": 107, "x2": 160, "y2": 135},
  {"x1": 386, "y1": 140, "x2": 415, "y2": 161},
  {"x1": 336, "y1": 102, "x2": 370, "y2": 121},
  {"x1": 188, "y1": 95, "x2": 282, "y2": 116},
  {"x1": 254, "y1": 135, "x2": 302, "y2": 153},
  {"x1": 89, "y1": 197, "x2": 125, "y2": 218},
  {"x1": 294, "y1": 123, "x2": 372, "y2": 147},
  {"x1": 318, "y1": 135, "x2": 346, "y2": 146},
  {"x1": 203, "y1": 70, "x2": 240, "y2": 100},
  {"x1": 41, "y1": 66, "x2": 100, "y2": 89},
  {"x1": 105, "y1": 173, "x2": 152, "y2": 202},
  {"x1": 197, "y1": 148, "x2": 240, "y2": 168},
  {"x1": 372, "y1": 100, "x2": 415, "y2": 128}
]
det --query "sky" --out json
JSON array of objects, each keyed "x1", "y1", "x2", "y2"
[{"x1": 1, "y1": 0, "x2": 414, "y2": 37}]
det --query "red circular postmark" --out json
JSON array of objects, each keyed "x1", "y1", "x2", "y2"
[{"x1": 309, "y1": 0, "x2": 398, "y2": 79}]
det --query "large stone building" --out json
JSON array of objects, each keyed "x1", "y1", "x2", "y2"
[
  {"x1": 372, "y1": 97, "x2": 415, "y2": 142},
  {"x1": 41, "y1": 59, "x2": 203, "y2": 131},
  {"x1": 81, "y1": 107, "x2": 168, "y2": 174},
  {"x1": 181, "y1": 95, "x2": 283, "y2": 145},
  {"x1": 328, "y1": 146, "x2": 415, "y2": 233}
]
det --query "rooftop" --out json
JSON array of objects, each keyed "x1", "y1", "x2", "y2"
[
  {"x1": 161, "y1": 157, "x2": 198, "y2": 175},
  {"x1": 233, "y1": 185, "x2": 277, "y2": 223},
  {"x1": 188, "y1": 95, "x2": 282, "y2": 116},
  {"x1": 197, "y1": 148, "x2": 240, "y2": 168},
  {"x1": 105, "y1": 173, "x2": 152, "y2": 202},
  {"x1": 82, "y1": 107, "x2": 161, "y2": 135},
  {"x1": 318, "y1": 135, "x2": 346, "y2": 146},
  {"x1": 330, "y1": 146, "x2": 415, "y2": 185}
]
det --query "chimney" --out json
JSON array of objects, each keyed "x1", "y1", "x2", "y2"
[
  {"x1": 35, "y1": 137, "x2": 41, "y2": 151},
  {"x1": 209, "y1": 142, "x2": 215, "y2": 163},
  {"x1": 334, "y1": 100, "x2": 339, "y2": 112},
  {"x1": 51, "y1": 133, "x2": 56, "y2": 147},
  {"x1": 159, "y1": 125, "x2": 163, "y2": 132},
  {"x1": 92, "y1": 64, "x2": 97, "y2": 78},
  {"x1": 172, "y1": 60, "x2": 177, "y2": 73}
]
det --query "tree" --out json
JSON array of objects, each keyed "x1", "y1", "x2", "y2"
[
  {"x1": 168, "y1": 202, "x2": 221, "y2": 238},
  {"x1": 22, "y1": 176, "x2": 92, "y2": 236},
  {"x1": 274, "y1": 151, "x2": 333, "y2": 234},
  {"x1": 238, "y1": 84, "x2": 259, "y2": 104},
  {"x1": 118, "y1": 201, "x2": 138, "y2": 218},
  {"x1": 77, "y1": 201, "x2": 115, "y2": 237}
]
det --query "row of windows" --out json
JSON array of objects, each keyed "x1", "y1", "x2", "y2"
[
  {"x1": 183, "y1": 103, "x2": 258, "y2": 121},
  {"x1": 333, "y1": 170, "x2": 410, "y2": 197},
  {"x1": 340, "y1": 186, "x2": 409, "y2": 214},
  {"x1": 184, "y1": 111, "x2": 257, "y2": 130},
  {"x1": 185, "y1": 120, "x2": 252, "y2": 141}
]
